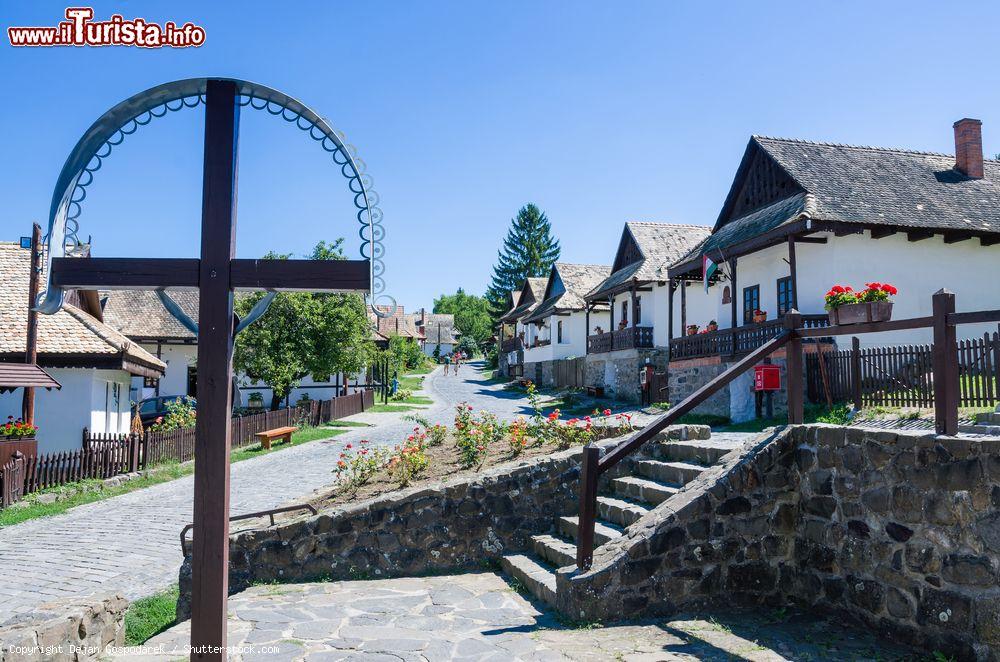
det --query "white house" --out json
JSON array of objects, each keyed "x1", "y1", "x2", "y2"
[
  {"x1": 580, "y1": 222, "x2": 710, "y2": 400},
  {"x1": 0, "y1": 243, "x2": 166, "y2": 453},
  {"x1": 102, "y1": 290, "x2": 367, "y2": 409},
  {"x1": 497, "y1": 277, "x2": 547, "y2": 378},
  {"x1": 412, "y1": 310, "x2": 459, "y2": 357},
  {"x1": 665, "y1": 119, "x2": 1000, "y2": 421},
  {"x1": 520, "y1": 263, "x2": 610, "y2": 386}
]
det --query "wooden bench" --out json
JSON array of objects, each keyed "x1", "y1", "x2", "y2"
[
  {"x1": 255, "y1": 426, "x2": 296, "y2": 450},
  {"x1": 585, "y1": 385, "x2": 605, "y2": 398}
]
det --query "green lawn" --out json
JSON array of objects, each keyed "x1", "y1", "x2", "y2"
[
  {"x1": 325, "y1": 420, "x2": 372, "y2": 428},
  {"x1": 398, "y1": 374, "x2": 426, "y2": 391},
  {"x1": 0, "y1": 426, "x2": 345, "y2": 528},
  {"x1": 367, "y1": 403, "x2": 426, "y2": 413},
  {"x1": 124, "y1": 584, "x2": 179, "y2": 645}
]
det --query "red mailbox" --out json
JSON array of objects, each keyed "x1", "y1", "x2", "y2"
[{"x1": 754, "y1": 364, "x2": 781, "y2": 391}]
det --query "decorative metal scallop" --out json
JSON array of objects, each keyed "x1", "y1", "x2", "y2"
[{"x1": 38, "y1": 77, "x2": 393, "y2": 319}]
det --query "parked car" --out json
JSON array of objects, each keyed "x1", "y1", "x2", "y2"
[{"x1": 136, "y1": 395, "x2": 196, "y2": 427}]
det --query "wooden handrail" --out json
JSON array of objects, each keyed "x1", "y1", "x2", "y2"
[{"x1": 575, "y1": 331, "x2": 792, "y2": 569}]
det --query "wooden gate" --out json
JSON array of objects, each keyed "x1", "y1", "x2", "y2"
[
  {"x1": 553, "y1": 357, "x2": 585, "y2": 388},
  {"x1": 1, "y1": 452, "x2": 26, "y2": 508}
]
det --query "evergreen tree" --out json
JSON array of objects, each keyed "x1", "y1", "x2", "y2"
[{"x1": 485, "y1": 203, "x2": 560, "y2": 316}]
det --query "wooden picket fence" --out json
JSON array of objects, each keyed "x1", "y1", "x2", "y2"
[
  {"x1": 806, "y1": 329, "x2": 1000, "y2": 409},
  {"x1": 0, "y1": 390, "x2": 374, "y2": 509}
]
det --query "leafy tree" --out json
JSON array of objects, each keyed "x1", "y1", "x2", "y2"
[
  {"x1": 433, "y1": 288, "x2": 492, "y2": 344},
  {"x1": 234, "y1": 240, "x2": 374, "y2": 409},
  {"x1": 485, "y1": 203, "x2": 560, "y2": 316},
  {"x1": 456, "y1": 336, "x2": 479, "y2": 358},
  {"x1": 381, "y1": 335, "x2": 425, "y2": 375}
]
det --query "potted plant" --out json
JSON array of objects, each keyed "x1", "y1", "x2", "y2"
[
  {"x1": 825, "y1": 282, "x2": 896, "y2": 325},
  {"x1": 2, "y1": 417, "x2": 37, "y2": 440},
  {"x1": 706, "y1": 320, "x2": 718, "y2": 332},
  {"x1": 248, "y1": 392, "x2": 264, "y2": 409},
  {"x1": 752, "y1": 309, "x2": 767, "y2": 323},
  {"x1": 686, "y1": 324, "x2": 699, "y2": 336}
]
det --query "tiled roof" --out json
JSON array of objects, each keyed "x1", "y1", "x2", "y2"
[
  {"x1": 0, "y1": 243, "x2": 165, "y2": 374},
  {"x1": 500, "y1": 277, "x2": 548, "y2": 322},
  {"x1": 370, "y1": 305, "x2": 423, "y2": 339},
  {"x1": 524, "y1": 263, "x2": 610, "y2": 322},
  {"x1": 417, "y1": 313, "x2": 460, "y2": 345},
  {"x1": 752, "y1": 136, "x2": 1000, "y2": 235},
  {"x1": 587, "y1": 223, "x2": 710, "y2": 299},
  {"x1": 103, "y1": 290, "x2": 198, "y2": 340}
]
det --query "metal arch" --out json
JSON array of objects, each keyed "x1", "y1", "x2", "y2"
[{"x1": 38, "y1": 77, "x2": 395, "y2": 322}]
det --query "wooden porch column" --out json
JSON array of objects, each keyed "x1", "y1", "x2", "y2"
[
  {"x1": 585, "y1": 306, "x2": 591, "y2": 340},
  {"x1": 630, "y1": 284, "x2": 638, "y2": 327},
  {"x1": 730, "y1": 257, "x2": 738, "y2": 329},
  {"x1": 785, "y1": 309, "x2": 804, "y2": 424},
  {"x1": 190, "y1": 80, "x2": 240, "y2": 660},
  {"x1": 668, "y1": 281, "x2": 675, "y2": 343},
  {"x1": 22, "y1": 223, "x2": 41, "y2": 425},
  {"x1": 787, "y1": 236, "x2": 798, "y2": 312},
  {"x1": 680, "y1": 279, "x2": 687, "y2": 333},
  {"x1": 608, "y1": 295, "x2": 614, "y2": 350}
]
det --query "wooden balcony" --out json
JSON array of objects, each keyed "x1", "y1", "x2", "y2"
[
  {"x1": 669, "y1": 315, "x2": 829, "y2": 361},
  {"x1": 587, "y1": 326, "x2": 654, "y2": 354},
  {"x1": 501, "y1": 337, "x2": 523, "y2": 353}
]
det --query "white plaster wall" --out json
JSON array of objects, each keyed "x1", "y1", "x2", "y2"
[
  {"x1": 668, "y1": 283, "x2": 719, "y2": 337},
  {"x1": 422, "y1": 342, "x2": 454, "y2": 357},
  {"x1": 237, "y1": 372, "x2": 365, "y2": 408},
  {"x1": 88, "y1": 370, "x2": 132, "y2": 436}
]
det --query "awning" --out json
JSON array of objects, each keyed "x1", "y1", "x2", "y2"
[{"x1": 0, "y1": 363, "x2": 62, "y2": 393}]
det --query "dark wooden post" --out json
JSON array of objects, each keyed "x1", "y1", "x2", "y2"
[
  {"x1": 784, "y1": 310, "x2": 803, "y2": 424},
  {"x1": 630, "y1": 284, "x2": 638, "y2": 327},
  {"x1": 680, "y1": 279, "x2": 687, "y2": 334},
  {"x1": 932, "y1": 289, "x2": 959, "y2": 436},
  {"x1": 608, "y1": 295, "x2": 615, "y2": 350},
  {"x1": 787, "y1": 235, "x2": 798, "y2": 312},
  {"x1": 668, "y1": 280, "x2": 675, "y2": 345},
  {"x1": 190, "y1": 79, "x2": 240, "y2": 661},
  {"x1": 576, "y1": 444, "x2": 600, "y2": 570},
  {"x1": 584, "y1": 306, "x2": 591, "y2": 347},
  {"x1": 730, "y1": 257, "x2": 738, "y2": 329},
  {"x1": 22, "y1": 223, "x2": 42, "y2": 424},
  {"x1": 851, "y1": 336, "x2": 863, "y2": 411}
]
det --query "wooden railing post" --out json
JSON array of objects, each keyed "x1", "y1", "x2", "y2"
[
  {"x1": 785, "y1": 310, "x2": 804, "y2": 424},
  {"x1": 576, "y1": 444, "x2": 600, "y2": 570},
  {"x1": 932, "y1": 289, "x2": 959, "y2": 435},
  {"x1": 851, "y1": 336, "x2": 863, "y2": 410}
]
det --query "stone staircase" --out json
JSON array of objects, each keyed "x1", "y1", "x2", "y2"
[
  {"x1": 963, "y1": 407, "x2": 1000, "y2": 436},
  {"x1": 500, "y1": 433, "x2": 743, "y2": 607}
]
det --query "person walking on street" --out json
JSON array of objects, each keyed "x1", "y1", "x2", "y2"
[{"x1": 443, "y1": 353, "x2": 451, "y2": 376}]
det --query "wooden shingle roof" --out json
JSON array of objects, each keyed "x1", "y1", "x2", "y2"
[{"x1": 524, "y1": 263, "x2": 610, "y2": 322}]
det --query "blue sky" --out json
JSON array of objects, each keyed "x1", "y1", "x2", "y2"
[{"x1": 3, "y1": 1, "x2": 999, "y2": 310}]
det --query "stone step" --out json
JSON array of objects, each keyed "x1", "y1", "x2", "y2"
[
  {"x1": 558, "y1": 516, "x2": 624, "y2": 547},
  {"x1": 596, "y1": 495, "x2": 650, "y2": 527},
  {"x1": 610, "y1": 475, "x2": 680, "y2": 506},
  {"x1": 655, "y1": 439, "x2": 739, "y2": 465},
  {"x1": 500, "y1": 553, "x2": 557, "y2": 607},
  {"x1": 975, "y1": 412, "x2": 1000, "y2": 425},
  {"x1": 531, "y1": 534, "x2": 576, "y2": 569},
  {"x1": 958, "y1": 423, "x2": 1000, "y2": 436},
  {"x1": 635, "y1": 460, "x2": 704, "y2": 487}
]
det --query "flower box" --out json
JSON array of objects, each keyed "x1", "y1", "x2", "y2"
[{"x1": 828, "y1": 301, "x2": 893, "y2": 325}]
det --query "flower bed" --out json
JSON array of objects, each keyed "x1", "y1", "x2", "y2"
[{"x1": 312, "y1": 392, "x2": 634, "y2": 512}]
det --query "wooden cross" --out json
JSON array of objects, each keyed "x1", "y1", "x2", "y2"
[{"x1": 48, "y1": 80, "x2": 370, "y2": 660}]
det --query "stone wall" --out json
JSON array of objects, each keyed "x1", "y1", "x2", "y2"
[
  {"x1": 177, "y1": 437, "x2": 600, "y2": 620},
  {"x1": 557, "y1": 425, "x2": 1000, "y2": 661},
  {"x1": 524, "y1": 360, "x2": 554, "y2": 387},
  {"x1": 0, "y1": 593, "x2": 127, "y2": 661},
  {"x1": 584, "y1": 348, "x2": 667, "y2": 403}
]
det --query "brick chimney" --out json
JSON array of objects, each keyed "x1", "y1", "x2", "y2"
[{"x1": 953, "y1": 118, "x2": 984, "y2": 179}]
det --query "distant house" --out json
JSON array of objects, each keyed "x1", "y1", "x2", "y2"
[
  {"x1": 497, "y1": 277, "x2": 547, "y2": 378},
  {"x1": 412, "y1": 310, "x2": 460, "y2": 357},
  {"x1": 103, "y1": 290, "x2": 367, "y2": 409},
  {"x1": 665, "y1": 119, "x2": 1000, "y2": 421},
  {"x1": 581, "y1": 222, "x2": 710, "y2": 400},
  {"x1": 0, "y1": 243, "x2": 165, "y2": 452},
  {"x1": 520, "y1": 263, "x2": 610, "y2": 385}
]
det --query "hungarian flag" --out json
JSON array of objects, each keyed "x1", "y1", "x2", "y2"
[{"x1": 702, "y1": 254, "x2": 718, "y2": 292}]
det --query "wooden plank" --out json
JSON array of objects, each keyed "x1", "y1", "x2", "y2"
[
  {"x1": 189, "y1": 79, "x2": 239, "y2": 660},
  {"x1": 869, "y1": 227, "x2": 896, "y2": 239},
  {"x1": 50, "y1": 257, "x2": 200, "y2": 290},
  {"x1": 575, "y1": 445, "x2": 600, "y2": 570},
  {"x1": 907, "y1": 230, "x2": 935, "y2": 242},
  {"x1": 785, "y1": 312, "x2": 804, "y2": 424},
  {"x1": 948, "y1": 309, "x2": 1000, "y2": 326},
  {"x1": 796, "y1": 316, "x2": 934, "y2": 338},
  {"x1": 230, "y1": 259, "x2": 370, "y2": 292},
  {"x1": 932, "y1": 290, "x2": 959, "y2": 435}
]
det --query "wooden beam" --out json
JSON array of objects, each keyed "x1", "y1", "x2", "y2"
[
  {"x1": 23, "y1": 223, "x2": 41, "y2": 425},
  {"x1": 833, "y1": 224, "x2": 865, "y2": 237},
  {"x1": 980, "y1": 235, "x2": 1000, "y2": 247},
  {"x1": 943, "y1": 231, "x2": 975, "y2": 244},
  {"x1": 932, "y1": 290, "x2": 958, "y2": 435},
  {"x1": 190, "y1": 78, "x2": 239, "y2": 661},
  {"x1": 907, "y1": 230, "x2": 935, "y2": 242},
  {"x1": 794, "y1": 237, "x2": 828, "y2": 244},
  {"x1": 680, "y1": 279, "x2": 687, "y2": 333},
  {"x1": 787, "y1": 236, "x2": 798, "y2": 312},
  {"x1": 730, "y1": 257, "x2": 738, "y2": 329},
  {"x1": 869, "y1": 227, "x2": 896, "y2": 239},
  {"x1": 230, "y1": 259, "x2": 369, "y2": 292},
  {"x1": 667, "y1": 281, "x2": 675, "y2": 344},
  {"x1": 50, "y1": 257, "x2": 200, "y2": 290}
]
